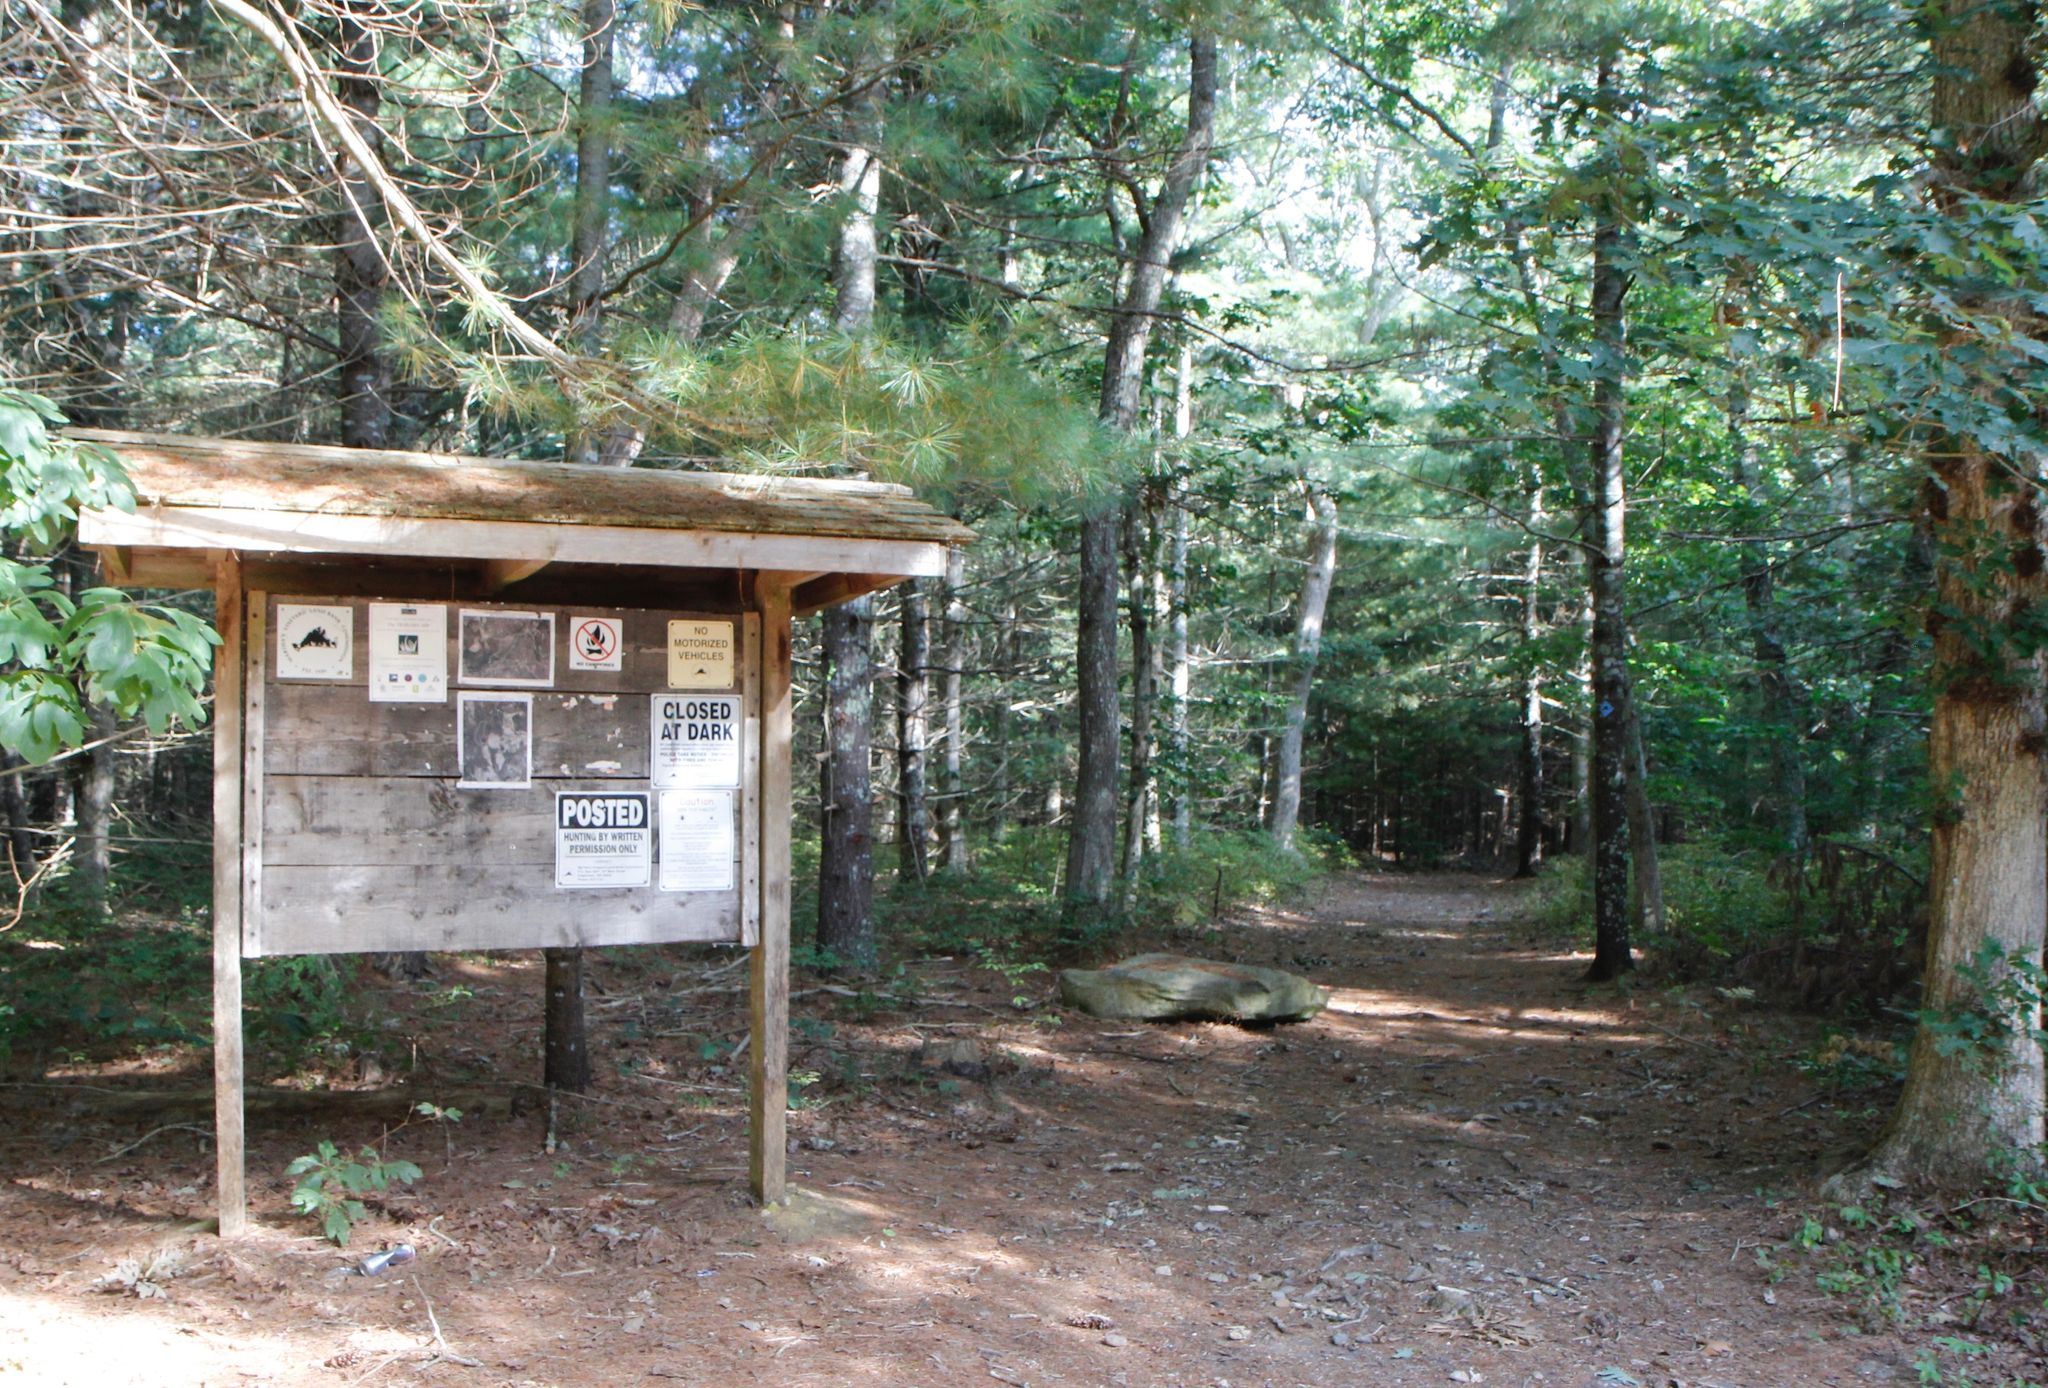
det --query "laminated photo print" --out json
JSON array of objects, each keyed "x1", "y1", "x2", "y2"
[{"x1": 458, "y1": 609, "x2": 555, "y2": 686}]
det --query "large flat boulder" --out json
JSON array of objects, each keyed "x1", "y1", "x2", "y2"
[{"x1": 1059, "y1": 953, "x2": 1328, "y2": 1024}]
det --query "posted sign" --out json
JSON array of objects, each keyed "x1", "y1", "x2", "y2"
[
  {"x1": 650, "y1": 694, "x2": 740, "y2": 789},
  {"x1": 555, "y1": 792, "x2": 652, "y2": 888}
]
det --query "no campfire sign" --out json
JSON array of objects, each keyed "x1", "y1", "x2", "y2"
[{"x1": 568, "y1": 615, "x2": 623, "y2": 671}]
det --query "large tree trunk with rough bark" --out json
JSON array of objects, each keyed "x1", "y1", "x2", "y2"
[
  {"x1": 1269, "y1": 489, "x2": 1340, "y2": 851},
  {"x1": 814, "y1": 83, "x2": 884, "y2": 965},
  {"x1": 1066, "y1": 32, "x2": 1217, "y2": 919},
  {"x1": 819, "y1": 598, "x2": 877, "y2": 967},
  {"x1": 538, "y1": 0, "x2": 619, "y2": 1079},
  {"x1": 1584, "y1": 76, "x2": 1634, "y2": 981},
  {"x1": 1832, "y1": 0, "x2": 2048, "y2": 1193},
  {"x1": 334, "y1": 2, "x2": 393, "y2": 451}
]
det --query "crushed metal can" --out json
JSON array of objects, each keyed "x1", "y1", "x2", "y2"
[{"x1": 355, "y1": 1243, "x2": 416, "y2": 1277}]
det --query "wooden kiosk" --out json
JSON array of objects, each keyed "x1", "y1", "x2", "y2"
[{"x1": 73, "y1": 430, "x2": 971, "y2": 1234}]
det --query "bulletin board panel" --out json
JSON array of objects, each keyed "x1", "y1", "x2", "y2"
[{"x1": 243, "y1": 594, "x2": 760, "y2": 957}]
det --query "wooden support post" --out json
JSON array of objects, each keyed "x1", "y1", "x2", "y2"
[
  {"x1": 211, "y1": 554, "x2": 248, "y2": 1237},
  {"x1": 749, "y1": 579, "x2": 793, "y2": 1205}
]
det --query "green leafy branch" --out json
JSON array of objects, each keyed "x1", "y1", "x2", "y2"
[{"x1": 0, "y1": 390, "x2": 219, "y2": 763}]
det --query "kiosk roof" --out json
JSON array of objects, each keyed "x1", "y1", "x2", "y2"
[{"x1": 73, "y1": 430, "x2": 971, "y2": 600}]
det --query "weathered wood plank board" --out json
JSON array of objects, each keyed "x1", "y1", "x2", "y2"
[
  {"x1": 262, "y1": 598, "x2": 715, "y2": 694},
  {"x1": 264, "y1": 775, "x2": 746, "y2": 876},
  {"x1": 249, "y1": 595, "x2": 753, "y2": 958},
  {"x1": 257, "y1": 864, "x2": 738, "y2": 955},
  {"x1": 264, "y1": 687, "x2": 651, "y2": 778}
]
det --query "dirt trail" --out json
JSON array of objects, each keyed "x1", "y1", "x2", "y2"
[{"x1": 1, "y1": 872, "x2": 1912, "y2": 1387}]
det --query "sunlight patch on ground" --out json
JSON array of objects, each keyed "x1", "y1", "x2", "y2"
[
  {"x1": 0, "y1": 1283, "x2": 320, "y2": 1386},
  {"x1": 1319, "y1": 991, "x2": 1659, "y2": 1048}
]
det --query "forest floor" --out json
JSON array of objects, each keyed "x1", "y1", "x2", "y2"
[{"x1": 1, "y1": 870, "x2": 2039, "y2": 1388}]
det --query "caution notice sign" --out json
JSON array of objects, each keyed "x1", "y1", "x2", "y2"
[
  {"x1": 554, "y1": 792, "x2": 652, "y2": 889},
  {"x1": 659, "y1": 790, "x2": 735, "y2": 893},
  {"x1": 667, "y1": 619, "x2": 735, "y2": 689},
  {"x1": 649, "y1": 693, "x2": 740, "y2": 789}
]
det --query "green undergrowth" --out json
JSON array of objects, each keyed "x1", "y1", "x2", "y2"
[
  {"x1": 1757, "y1": 1185, "x2": 2048, "y2": 1385},
  {"x1": 1527, "y1": 836, "x2": 1925, "y2": 1013},
  {"x1": 794, "y1": 824, "x2": 1349, "y2": 970},
  {"x1": 0, "y1": 870, "x2": 370, "y2": 1067}
]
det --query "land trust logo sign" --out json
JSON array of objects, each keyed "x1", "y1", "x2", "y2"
[{"x1": 276, "y1": 602, "x2": 353, "y2": 680}]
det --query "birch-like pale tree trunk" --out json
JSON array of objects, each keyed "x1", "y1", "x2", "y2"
[
  {"x1": 897, "y1": 580, "x2": 931, "y2": 882},
  {"x1": 940, "y1": 549, "x2": 967, "y2": 870},
  {"x1": 1269, "y1": 489, "x2": 1339, "y2": 851},
  {"x1": 1168, "y1": 345, "x2": 1194, "y2": 846},
  {"x1": 1121, "y1": 496, "x2": 1157, "y2": 897},
  {"x1": 1514, "y1": 481, "x2": 1545, "y2": 878}
]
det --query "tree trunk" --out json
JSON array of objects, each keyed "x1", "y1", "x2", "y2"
[
  {"x1": 1726, "y1": 332, "x2": 1810, "y2": 858},
  {"x1": 1514, "y1": 484, "x2": 1545, "y2": 878},
  {"x1": 1832, "y1": 0, "x2": 2047, "y2": 1192},
  {"x1": 939, "y1": 549, "x2": 968, "y2": 871},
  {"x1": 815, "y1": 83, "x2": 884, "y2": 962},
  {"x1": 1, "y1": 756, "x2": 35, "y2": 878},
  {"x1": 1269, "y1": 489, "x2": 1340, "y2": 851},
  {"x1": 1584, "y1": 66, "x2": 1634, "y2": 982},
  {"x1": 1623, "y1": 696, "x2": 1665, "y2": 937},
  {"x1": 1168, "y1": 344, "x2": 1194, "y2": 846},
  {"x1": 1067, "y1": 32, "x2": 1218, "y2": 919},
  {"x1": 819, "y1": 599, "x2": 877, "y2": 968},
  {"x1": 539, "y1": 0, "x2": 619, "y2": 1054},
  {"x1": 1066, "y1": 511, "x2": 1122, "y2": 911},
  {"x1": 334, "y1": 2, "x2": 393, "y2": 451},
  {"x1": 1121, "y1": 499, "x2": 1155, "y2": 896},
  {"x1": 897, "y1": 581, "x2": 931, "y2": 882},
  {"x1": 72, "y1": 703, "x2": 115, "y2": 913},
  {"x1": 542, "y1": 946, "x2": 591, "y2": 1092},
  {"x1": 991, "y1": 596, "x2": 1015, "y2": 843}
]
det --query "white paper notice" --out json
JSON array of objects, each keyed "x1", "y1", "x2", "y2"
[
  {"x1": 658, "y1": 790, "x2": 735, "y2": 892},
  {"x1": 649, "y1": 693, "x2": 741, "y2": 789},
  {"x1": 567, "y1": 615, "x2": 624, "y2": 672},
  {"x1": 555, "y1": 791, "x2": 652, "y2": 888},
  {"x1": 276, "y1": 602, "x2": 353, "y2": 680},
  {"x1": 368, "y1": 603, "x2": 448, "y2": 702}
]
